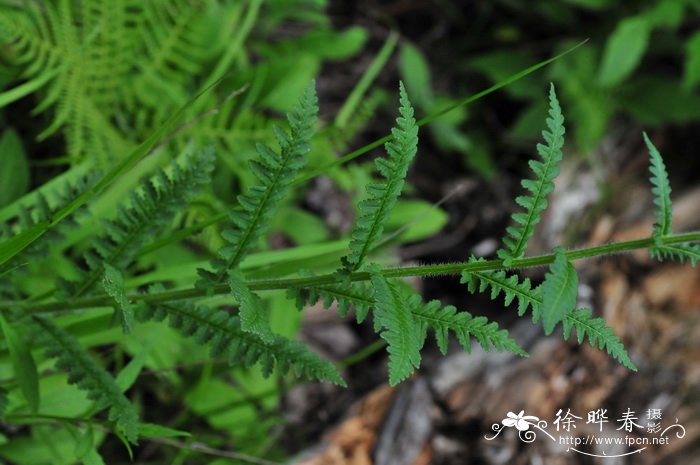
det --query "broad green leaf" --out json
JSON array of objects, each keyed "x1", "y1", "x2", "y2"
[
  {"x1": 683, "y1": 31, "x2": 700, "y2": 90},
  {"x1": 295, "y1": 27, "x2": 368, "y2": 60},
  {"x1": 0, "y1": 315, "x2": 39, "y2": 412},
  {"x1": 82, "y1": 449, "x2": 106, "y2": 465},
  {"x1": 599, "y1": 16, "x2": 650, "y2": 87},
  {"x1": 139, "y1": 423, "x2": 191, "y2": 439},
  {"x1": 0, "y1": 129, "x2": 29, "y2": 208},
  {"x1": 541, "y1": 249, "x2": 579, "y2": 335},
  {"x1": 399, "y1": 43, "x2": 433, "y2": 109}
]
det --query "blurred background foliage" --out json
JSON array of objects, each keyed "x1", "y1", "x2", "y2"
[{"x1": 0, "y1": 0, "x2": 698, "y2": 463}]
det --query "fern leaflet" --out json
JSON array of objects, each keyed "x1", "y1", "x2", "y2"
[
  {"x1": 649, "y1": 243, "x2": 699, "y2": 267},
  {"x1": 407, "y1": 294, "x2": 527, "y2": 356},
  {"x1": 101, "y1": 263, "x2": 134, "y2": 334},
  {"x1": 290, "y1": 277, "x2": 526, "y2": 357},
  {"x1": 462, "y1": 258, "x2": 634, "y2": 368},
  {"x1": 563, "y1": 309, "x2": 637, "y2": 371},
  {"x1": 228, "y1": 269, "x2": 273, "y2": 343},
  {"x1": 643, "y1": 132, "x2": 672, "y2": 238},
  {"x1": 62, "y1": 148, "x2": 214, "y2": 299},
  {"x1": 288, "y1": 277, "x2": 373, "y2": 323},
  {"x1": 369, "y1": 267, "x2": 421, "y2": 385},
  {"x1": 342, "y1": 82, "x2": 419, "y2": 272},
  {"x1": 541, "y1": 248, "x2": 578, "y2": 335},
  {"x1": 497, "y1": 83, "x2": 566, "y2": 265},
  {"x1": 0, "y1": 173, "x2": 96, "y2": 281},
  {"x1": 138, "y1": 297, "x2": 345, "y2": 386},
  {"x1": 198, "y1": 82, "x2": 318, "y2": 288},
  {"x1": 30, "y1": 316, "x2": 139, "y2": 443},
  {"x1": 460, "y1": 258, "x2": 542, "y2": 320}
]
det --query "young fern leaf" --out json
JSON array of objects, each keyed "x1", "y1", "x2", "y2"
[
  {"x1": 497, "y1": 83, "x2": 565, "y2": 266},
  {"x1": 563, "y1": 309, "x2": 637, "y2": 371},
  {"x1": 541, "y1": 248, "x2": 578, "y2": 335},
  {"x1": 643, "y1": 132, "x2": 672, "y2": 238},
  {"x1": 62, "y1": 148, "x2": 215, "y2": 299},
  {"x1": 30, "y1": 316, "x2": 139, "y2": 443},
  {"x1": 342, "y1": 82, "x2": 419, "y2": 272},
  {"x1": 101, "y1": 263, "x2": 134, "y2": 334},
  {"x1": 137, "y1": 297, "x2": 345, "y2": 386},
  {"x1": 369, "y1": 267, "x2": 421, "y2": 386},
  {"x1": 461, "y1": 257, "x2": 542, "y2": 321},
  {"x1": 198, "y1": 82, "x2": 318, "y2": 290},
  {"x1": 407, "y1": 295, "x2": 527, "y2": 357}
]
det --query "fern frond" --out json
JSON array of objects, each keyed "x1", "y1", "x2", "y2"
[
  {"x1": 30, "y1": 316, "x2": 139, "y2": 443},
  {"x1": 643, "y1": 133, "x2": 672, "y2": 238},
  {"x1": 0, "y1": 173, "x2": 97, "y2": 283},
  {"x1": 541, "y1": 248, "x2": 578, "y2": 335},
  {"x1": 132, "y1": 0, "x2": 219, "y2": 110},
  {"x1": 198, "y1": 82, "x2": 318, "y2": 289},
  {"x1": 228, "y1": 269, "x2": 273, "y2": 343},
  {"x1": 288, "y1": 277, "x2": 373, "y2": 322},
  {"x1": 369, "y1": 268, "x2": 421, "y2": 386},
  {"x1": 563, "y1": 308, "x2": 637, "y2": 371},
  {"x1": 460, "y1": 258, "x2": 542, "y2": 320},
  {"x1": 497, "y1": 83, "x2": 566, "y2": 265},
  {"x1": 407, "y1": 294, "x2": 527, "y2": 357},
  {"x1": 138, "y1": 299, "x2": 345, "y2": 386},
  {"x1": 101, "y1": 263, "x2": 134, "y2": 334},
  {"x1": 63, "y1": 148, "x2": 215, "y2": 298},
  {"x1": 342, "y1": 82, "x2": 419, "y2": 272},
  {"x1": 649, "y1": 243, "x2": 699, "y2": 267}
]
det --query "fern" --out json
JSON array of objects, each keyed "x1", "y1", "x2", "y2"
[
  {"x1": 649, "y1": 243, "x2": 699, "y2": 266},
  {"x1": 198, "y1": 82, "x2": 319, "y2": 289},
  {"x1": 341, "y1": 82, "x2": 419, "y2": 272},
  {"x1": 62, "y1": 148, "x2": 215, "y2": 299},
  {"x1": 369, "y1": 267, "x2": 421, "y2": 385},
  {"x1": 0, "y1": 173, "x2": 96, "y2": 285},
  {"x1": 228, "y1": 269, "x2": 273, "y2": 343},
  {"x1": 642, "y1": 134, "x2": 699, "y2": 265},
  {"x1": 30, "y1": 316, "x2": 139, "y2": 443},
  {"x1": 101, "y1": 263, "x2": 134, "y2": 334},
  {"x1": 137, "y1": 297, "x2": 345, "y2": 386},
  {"x1": 462, "y1": 256, "x2": 634, "y2": 368},
  {"x1": 643, "y1": 132, "x2": 672, "y2": 238},
  {"x1": 460, "y1": 258, "x2": 542, "y2": 320},
  {"x1": 407, "y1": 295, "x2": 527, "y2": 357},
  {"x1": 541, "y1": 248, "x2": 578, "y2": 335},
  {"x1": 563, "y1": 309, "x2": 637, "y2": 371},
  {"x1": 288, "y1": 277, "x2": 374, "y2": 322},
  {"x1": 497, "y1": 83, "x2": 566, "y2": 265},
  {"x1": 290, "y1": 273, "x2": 525, "y2": 358}
]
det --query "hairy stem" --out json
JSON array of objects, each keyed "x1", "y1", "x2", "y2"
[{"x1": 2, "y1": 231, "x2": 698, "y2": 314}]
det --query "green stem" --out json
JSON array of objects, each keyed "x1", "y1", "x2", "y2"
[{"x1": 2, "y1": 231, "x2": 698, "y2": 315}]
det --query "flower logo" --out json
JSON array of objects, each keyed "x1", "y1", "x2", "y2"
[{"x1": 502, "y1": 410, "x2": 540, "y2": 431}]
